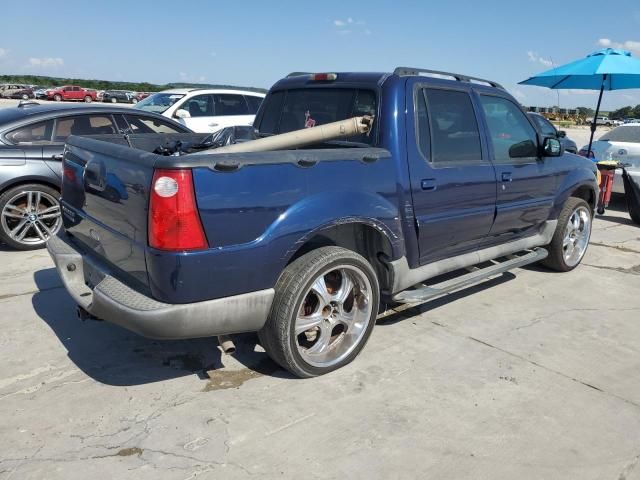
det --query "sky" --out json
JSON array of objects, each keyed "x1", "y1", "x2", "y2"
[{"x1": 2, "y1": 0, "x2": 640, "y2": 110}]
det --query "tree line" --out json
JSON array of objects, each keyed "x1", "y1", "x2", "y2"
[
  {"x1": 0, "y1": 74, "x2": 267, "y2": 93},
  {"x1": 607, "y1": 105, "x2": 640, "y2": 120}
]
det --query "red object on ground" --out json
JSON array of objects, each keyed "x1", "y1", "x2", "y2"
[{"x1": 597, "y1": 164, "x2": 616, "y2": 213}]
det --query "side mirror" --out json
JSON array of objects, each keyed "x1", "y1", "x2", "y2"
[
  {"x1": 543, "y1": 137, "x2": 562, "y2": 157},
  {"x1": 557, "y1": 130, "x2": 567, "y2": 138},
  {"x1": 508, "y1": 140, "x2": 538, "y2": 158},
  {"x1": 174, "y1": 109, "x2": 190, "y2": 119}
]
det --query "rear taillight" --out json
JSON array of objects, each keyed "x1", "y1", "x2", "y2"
[
  {"x1": 63, "y1": 163, "x2": 76, "y2": 182},
  {"x1": 149, "y1": 169, "x2": 208, "y2": 251},
  {"x1": 310, "y1": 73, "x2": 337, "y2": 81}
]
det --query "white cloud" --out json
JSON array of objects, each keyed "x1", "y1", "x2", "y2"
[
  {"x1": 28, "y1": 57, "x2": 64, "y2": 68},
  {"x1": 0, "y1": 48, "x2": 7, "y2": 58},
  {"x1": 527, "y1": 51, "x2": 553, "y2": 68},
  {"x1": 333, "y1": 18, "x2": 369, "y2": 35},
  {"x1": 597, "y1": 38, "x2": 640, "y2": 56},
  {"x1": 198, "y1": 75, "x2": 206, "y2": 82}
]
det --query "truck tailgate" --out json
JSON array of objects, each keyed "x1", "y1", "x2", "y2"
[{"x1": 61, "y1": 136, "x2": 157, "y2": 289}]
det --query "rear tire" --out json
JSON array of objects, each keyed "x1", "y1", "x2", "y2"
[
  {"x1": 111, "y1": 97, "x2": 117, "y2": 103},
  {"x1": 542, "y1": 198, "x2": 592, "y2": 272},
  {"x1": 21, "y1": 94, "x2": 29, "y2": 100},
  {"x1": 84, "y1": 95, "x2": 92, "y2": 103},
  {"x1": 259, "y1": 247, "x2": 380, "y2": 378},
  {"x1": 131, "y1": 97, "x2": 138, "y2": 104}
]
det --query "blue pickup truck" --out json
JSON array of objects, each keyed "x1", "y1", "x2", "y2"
[{"x1": 48, "y1": 68, "x2": 598, "y2": 377}]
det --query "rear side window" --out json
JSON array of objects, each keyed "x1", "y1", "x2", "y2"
[
  {"x1": 257, "y1": 88, "x2": 377, "y2": 144},
  {"x1": 124, "y1": 114, "x2": 185, "y2": 133},
  {"x1": 214, "y1": 94, "x2": 250, "y2": 116},
  {"x1": 53, "y1": 115, "x2": 117, "y2": 142},
  {"x1": 417, "y1": 88, "x2": 482, "y2": 164},
  {"x1": 244, "y1": 95, "x2": 263, "y2": 114},
  {"x1": 180, "y1": 95, "x2": 214, "y2": 118},
  {"x1": 5, "y1": 120, "x2": 54, "y2": 145}
]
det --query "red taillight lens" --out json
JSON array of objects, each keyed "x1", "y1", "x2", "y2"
[
  {"x1": 310, "y1": 73, "x2": 337, "y2": 81},
  {"x1": 63, "y1": 163, "x2": 76, "y2": 182},
  {"x1": 149, "y1": 169, "x2": 208, "y2": 251}
]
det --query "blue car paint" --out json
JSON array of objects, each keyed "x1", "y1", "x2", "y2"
[{"x1": 61, "y1": 71, "x2": 598, "y2": 305}]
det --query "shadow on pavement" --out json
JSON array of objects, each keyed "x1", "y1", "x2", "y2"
[{"x1": 31, "y1": 267, "x2": 291, "y2": 387}]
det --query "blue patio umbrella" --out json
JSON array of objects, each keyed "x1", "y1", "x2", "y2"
[{"x1": 519, "y1": 48, "x2": 640, "y2": 156}]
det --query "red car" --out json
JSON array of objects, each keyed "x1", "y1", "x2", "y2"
[{"x1": 46, "y1": 85, "x2": 97, "y2": 103}]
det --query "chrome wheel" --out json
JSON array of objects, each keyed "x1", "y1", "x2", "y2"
[
  {"x1": 562, "y1": 205, "x2": 591, "y2": 267},
  {"x1": 1, "y1": 190, "x2": 61, "y2": 246},
  {"x1": 295, "y1": 265, "x2": 373, "y2": 368}
]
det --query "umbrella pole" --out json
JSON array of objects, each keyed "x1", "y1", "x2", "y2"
[{"x1": 587, "y1": 74, "x2": 607, "y2": 157}]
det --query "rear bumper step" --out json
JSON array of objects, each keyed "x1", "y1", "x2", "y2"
[
  {"x1": 392, "y1": 248, "x2": 548, "y2": 304},
  {"x1": 47, "y1": 232, "x2": 274, "y2": 339}
]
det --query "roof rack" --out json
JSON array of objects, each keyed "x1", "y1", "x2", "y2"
[
  {"x1": 393, "y1": 67, "x2": 504, "y2": 89},
  {"x1": 286, "y1": 72, "x2": 312, "y2": 78}
]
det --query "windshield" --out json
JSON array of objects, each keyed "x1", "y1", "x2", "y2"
[
  {"x1": 599, "y1": 125, "x2": 640, "y2": 143},
  {"x1": 256, "y1": 87, "x2": 377, "y2": 144},
  {"x1": 134, "y1": 92, "x2": 185, "y2": 114}
]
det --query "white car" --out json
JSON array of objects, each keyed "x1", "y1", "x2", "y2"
[
  {"x1": 580, "y1": 123, "x2": 640, "y2": 194},
  {"x1": 133, "y1": 88, "x2": 265, "y2": 133}
]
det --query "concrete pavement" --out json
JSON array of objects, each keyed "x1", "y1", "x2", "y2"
[{"x1": 0, "y1": 199, "x2": 639, "y2": 479}]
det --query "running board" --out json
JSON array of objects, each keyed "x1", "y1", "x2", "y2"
[{"x1": 392, "y1": 248, "x2": 548, "y2": 304}]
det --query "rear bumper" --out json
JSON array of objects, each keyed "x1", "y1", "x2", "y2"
[{"x1": 47, "y1": 232, "x2": 274, "y2": 339}]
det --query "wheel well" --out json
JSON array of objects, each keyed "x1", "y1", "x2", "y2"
[
  {"x1": 570, "y1": 185, "x2": 596, "y2": 209},
  {"x1": 288, "y1": 223, "x2": 394, "y2": 292},
  {"x1": 1, "y1": 179, "x2": 60, "y2": 197}
]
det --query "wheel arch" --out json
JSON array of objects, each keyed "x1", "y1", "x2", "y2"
[{"x1": 0, "y1": 176, "x2": 61, "y2": 197}]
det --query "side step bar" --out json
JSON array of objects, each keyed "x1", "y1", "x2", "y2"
[{"x1": 392, "y1": 248, "x2": 548, "y2": 304}]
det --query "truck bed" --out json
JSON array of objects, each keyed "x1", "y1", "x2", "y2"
[{"x1": 61, "y1": 134, "x2": 401, "y2": 304}]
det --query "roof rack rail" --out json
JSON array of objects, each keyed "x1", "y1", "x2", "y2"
[
  {"x1": 286, "y1": 72, "x2": 312, "y2": 78},
  {"x1": 393, "y1": 67, "x2": 504, "y2": 89}
]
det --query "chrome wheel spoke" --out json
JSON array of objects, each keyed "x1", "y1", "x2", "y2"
[
  {"x1": 295, "y1": 312, "x2": 323, "y2": 335},
  {"x1": 1, "y1": 190, "x2": 61, "y2": 245},
  {"x1": 36, "y1": 220, "x2": 52, "y2": 238},
  {"x1": 305, "y1": 322, "x2": 333, "y2": 355},
  {"x1": 334, "y1": 270, "x2": 354, "y2": 303},
  {"x1": 562, "y1": 206, "x2": 592, "y2": 267},
  {"x1": 4, "y1": 203, "x2": 26, "y2": 217},
  {"x1": 31, "y1": 221, "x2": 46, "y2": 241},
  {"x1": 38, "y1": 204, "x2": 59, "y2": 215},
  {"x1": 311, "y1": 276, "x2": 331, "y2": 305}
]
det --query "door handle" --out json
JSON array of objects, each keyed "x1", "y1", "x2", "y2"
[
  {"x1": 208, "y1": 123, "x2": 219, "y2": 127},
  {"x1": 421, "y1": 178, "x2": 437, "y2": 191},
  {"x1": 501, "y1": 172, "x2": 513, "y2": 182}
]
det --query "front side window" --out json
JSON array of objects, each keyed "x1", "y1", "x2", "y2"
[
  {"x1": 5, "y1": 120, "x2": 54, "y2": 145},
  {"x1": 530, "y1": 114, "x2": 557, "y2": 136},
  {"x1": 214, "y1": 94, "x2": 249, "y2": 116},
  {"x1": 480, "y1": 96, "x2": 538, "y2": 163},
  {"x1": 417, "y1": 88, "x2": 482, "y2": 165},
  {"x1": 53, "y1": 115, "x2": 116, "y2": 142},
  {"x1": 124, "y1": 114, "x2": 185, "y2": 133},
  {"x1": 179, "y1": 95, "x2": 214, "y2": 118}
]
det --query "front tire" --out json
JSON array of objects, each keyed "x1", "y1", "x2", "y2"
[
  {"x1": 53, "y1": 94, "x2": 62, "y2": 102},
  {"x1": 542, "y1": 198, "x2": 592, "y2": 272},
  {"x1": 259, "y1": 247, "x2": 380, "y2": 378},
  {"x1": 84, "y1": 95, "x2": 92, "y2": 103},
  {"x1": 0, "y1": 184, "x2": 62, "y2": 250},
  {"x1": 111, "y1": 97, "x2": 117, "y2": 103},
  {"x1": 21, "y1": 94, "x2": 29, "y2": 100}
]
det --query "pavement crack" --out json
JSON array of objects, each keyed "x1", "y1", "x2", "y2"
[
  {"x1": 514, "y1": 307, "x2": 640, "y2": 331},
  {"x1": 0, "y1": 284, "x2": 64, "y2": 301},
  {"x1": 590, "y1": 242, "x2": 640, "y2": 255},
  {"x1": 617, "y1": 451, "x2": 640, "y2": 480},
  {"x1": 582, "y1": 263, "x2": 640, "y2": 275}
]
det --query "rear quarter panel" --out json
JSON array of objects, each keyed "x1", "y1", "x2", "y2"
[{"x1": 145, "y1": 148, "x2": 403, "y2": 303}]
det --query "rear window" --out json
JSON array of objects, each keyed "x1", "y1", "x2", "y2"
[
  {"x1": 257, "y1": 88, "x2": 377, "y2": 144},
  {"x1": 599, "y1": 126, "x2": 640, "y2": 143}
]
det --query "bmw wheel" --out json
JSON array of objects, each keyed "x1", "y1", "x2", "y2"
[{"x1": 0, "y1": 184, "x2": 62, "y2": 250}]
